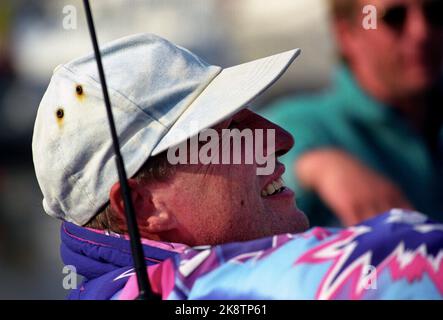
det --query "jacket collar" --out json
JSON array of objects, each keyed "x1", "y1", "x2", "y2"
[{"x1": 60, "y1": 221, "x2": 187, "y2": 280}]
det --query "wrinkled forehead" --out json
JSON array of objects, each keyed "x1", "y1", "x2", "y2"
[
  {"x1": 209, "y1": 108, "x2": 251, "y2": 130},
  {"x1": 210, "y1": 108, "x2": 275, "y2": 128},
  {"x1": 209, "y1": 108, "x2": 285, "y2": 138}
]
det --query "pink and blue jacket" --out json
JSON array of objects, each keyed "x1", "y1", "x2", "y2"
[{"x1": 61, "y1": 209, "x2": 443, "y2": 300}]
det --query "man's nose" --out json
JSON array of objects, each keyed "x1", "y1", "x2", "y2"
[
  {"x1": 259, "y1": 117, "x2": 294, "y2": 157},
  {"x1": 240, "y1": 110, "x2": 295, "y2": 156},
  {"x1": 273, "y1": 123, "x2": 294, "y2": 157},
  {"x1": 405, "y1": 6, "x2": 431, "y2": 42}
]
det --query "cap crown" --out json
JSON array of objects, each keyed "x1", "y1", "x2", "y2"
[{"x1": 32, "y1": 33, "x2": 221, "y2": 225}]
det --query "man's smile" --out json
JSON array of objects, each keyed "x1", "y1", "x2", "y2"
[{"x1": 260, "y1": 163, "x2": 295, "y2": 199}]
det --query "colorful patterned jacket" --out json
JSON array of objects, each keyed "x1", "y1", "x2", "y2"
[{"x1": 61, "y1": 209, "x2": 443, "y2": 300}]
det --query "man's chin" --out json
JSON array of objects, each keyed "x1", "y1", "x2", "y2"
[
  {"x1": 292, "y1": 208, "x2": 310, "y2": 233},
  {"x1": 274, "y1": 207, "x2": 310, "y2": 235},
  {"x1": 404, "y1": 66, "x2": 439, "y2": 91}
]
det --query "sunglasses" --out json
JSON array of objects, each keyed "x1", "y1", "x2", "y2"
[{"x1": 380, "y1": 0, "x2": 443, "y2": 30}]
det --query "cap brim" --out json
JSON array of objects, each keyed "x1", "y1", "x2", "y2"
[{"x1": 151, "y1": 48, "x2": 301, "y2": 156}]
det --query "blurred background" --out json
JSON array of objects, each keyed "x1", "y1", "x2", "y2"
[{"x1": 0, "y1": 0, "x2": 336, "y2": 299}]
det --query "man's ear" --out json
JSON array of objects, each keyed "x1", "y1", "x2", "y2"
[
  {"x1": 333, "y1": 18, "x2": 360, "y2": 64},
  {"x1": 109, "y1": 179, "x2": 177, "y2": 234}
]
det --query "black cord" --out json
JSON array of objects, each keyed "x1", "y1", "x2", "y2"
[{"x1": 82, "y1": 0, "x2": 158, "y2": 300}]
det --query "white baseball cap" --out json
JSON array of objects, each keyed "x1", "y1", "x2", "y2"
[{"x1": 32, "y1": 33, "x2": 300, "y2": 226}]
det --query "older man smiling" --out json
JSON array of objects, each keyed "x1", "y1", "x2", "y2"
[{"x1": 32, "y1": 33, "x2": 308, "y2": 299}]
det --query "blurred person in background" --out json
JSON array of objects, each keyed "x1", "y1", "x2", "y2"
[{"x1": 261, "y1": 0, "x2": 443, "y2": 227}]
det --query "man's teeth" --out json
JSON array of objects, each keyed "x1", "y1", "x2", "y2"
[{"x1": 261, "y1": 178, "x2": 285, "y2": 197}]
